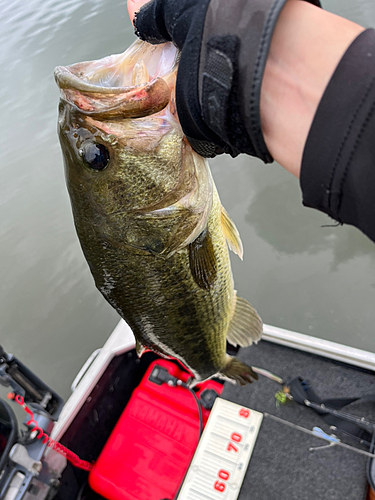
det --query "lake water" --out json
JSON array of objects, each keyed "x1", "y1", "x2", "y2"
[{"x1": 1, "y1": 0, "x2": 375, "y2": 401}]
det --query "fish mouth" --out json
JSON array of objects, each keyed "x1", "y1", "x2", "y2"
[{"x1": 54, "y1": 40, "x2": 178, "y2": 119}]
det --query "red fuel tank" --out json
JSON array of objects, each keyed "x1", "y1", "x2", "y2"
[{"x1": 89, "y1": 359, "x2": 223, "y2": 500}]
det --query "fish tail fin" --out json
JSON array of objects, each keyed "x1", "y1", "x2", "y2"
[
  {"x1": 220, "y1": 356, "x2": 258, "y2": 385},
  {"x1": 226, "y1": 295, "x2": 263, "y2": 348}
]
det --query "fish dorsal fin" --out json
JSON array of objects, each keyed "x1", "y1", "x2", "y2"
[
  {"x1": 226, "y1": 295, "x2": 263, "y2": 347},
  {"x1": 221, "y1": 207, "x2": 243, "y2": 260},
  {"x1": 189, "y1": 229, "x2": 217, "y2": 290}
]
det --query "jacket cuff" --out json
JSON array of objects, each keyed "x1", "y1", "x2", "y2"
[{"x1": 300, "y1": 29, "x2": 375, "y2": 241}]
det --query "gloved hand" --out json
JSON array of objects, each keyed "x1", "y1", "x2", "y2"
[{"x1": 134, "y1": 0, "x2": 321, "y2": 162}]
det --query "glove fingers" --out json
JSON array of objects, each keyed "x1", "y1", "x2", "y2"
[
  {"x1": 134, "y1": 0, "x2": 172, "y2": 45},
  {"x1": 134, "y1": 0, "x2": 211, "y2": 49}
]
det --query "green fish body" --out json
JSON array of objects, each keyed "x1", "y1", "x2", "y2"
[{"x1": 55, "y1": 40, "x2": 262, "y2": 384}]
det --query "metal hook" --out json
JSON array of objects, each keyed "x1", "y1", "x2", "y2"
[
  {"x1": 309, "y1": 427, "x2": 340, "y2": 452},
  {"x1": 309, "y1": 441, "x2": 337, "y2": 452}
]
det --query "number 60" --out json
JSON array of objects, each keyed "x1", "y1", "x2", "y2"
[{"x1": 214, "y1": 470, "x2": 230, "y2": 492}]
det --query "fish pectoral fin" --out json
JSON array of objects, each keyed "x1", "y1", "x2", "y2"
[
  {"x1": 221, "y1": 206, "x2": 243, "y2": 260},
  {"x1": 136, "y1": 340, "x2": 146, "y2": 357},
  {"x1": 220, "y1": 355, "x2": 258, "y2": 385},
  {"x1": 188, "y1": 229, "x2": 217, "y2": 291},
  {"x1": 226, "y1": 296, "x2": 263, "y2": 348}
]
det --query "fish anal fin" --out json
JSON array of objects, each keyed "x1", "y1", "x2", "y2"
[
  {"x1": 221, "y1": 207, "x2": 243, "y2": 260},
  {"x1": 226, "y1": 296, "x2": 263, "y2": 348},
  {"x1": 220, "y1": 356, "x2": 258, "y2": 386},
  {"x1": 189, "y1": 229, "x2": 217, "y2": 291}
]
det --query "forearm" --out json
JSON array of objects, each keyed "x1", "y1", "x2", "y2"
[
  {"x1": 260, "y1": 0, "x2": 364, "y2": 177},
  {"x1": 131, "y1": 0, "x2": 364, "y2": 172}
]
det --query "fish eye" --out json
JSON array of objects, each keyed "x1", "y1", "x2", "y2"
[{"x1": 80, "y1": 142, "x2": 109, "y2": 171}]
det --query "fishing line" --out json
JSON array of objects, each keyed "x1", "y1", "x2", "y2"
[
  {"x1": 252, "y1": 367, "x2": 375, "y2": 447},
  {"x1": 264, "y1": 412, "x2": 375, "y2": 459}
]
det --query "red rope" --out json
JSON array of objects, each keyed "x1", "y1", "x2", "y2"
[{"x1": 8, "y1": 393, "x2": 94, "y2": 471}]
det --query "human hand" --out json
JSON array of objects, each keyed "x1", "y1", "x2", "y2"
[
  {"x1": 128, "y1": 0, "x2": 231, "y2": 159},
  {"x1": 127, "y1": 0, "x2": 321, "y2": 163},
  {"x1": 127, "y1": 0, "x2": 148, "y2": 25}
]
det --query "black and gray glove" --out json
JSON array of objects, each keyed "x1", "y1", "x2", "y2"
[{"x1": 134, "y1": 0, "x2": 321, "y2": 162}]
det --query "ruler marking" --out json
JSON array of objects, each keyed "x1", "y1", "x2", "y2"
[
  {"x1": 198, "y1": 461, "x2": 237, "y2": 474},
  {"x1": 177, "y1": 400, "x2": 263, "y2": 500},
  {"x1": 203, "y1": 449, "x2": 238, "y2": 466},
  {"x1": 216, "y1": 414, "x2": 250, "y2": 430},
  {"x1": 187, "y1": 488, "x2": 217, "y2": 500},
  {"x1": 205, "y1": 446, "x2": 241, "y2": 460},
  {"x1": 209, "y1": 431, "x2": 244, "y2": 444}
]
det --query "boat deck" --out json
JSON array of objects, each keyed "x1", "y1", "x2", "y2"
[
  {"x1": 225, "y1": 340, "x2": 375, "y2": 500},
  {"x1": 55, "y1": 338, "x2": 375, "y2": 500}
]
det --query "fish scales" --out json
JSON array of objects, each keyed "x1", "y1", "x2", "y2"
[
  {"x1": 78, "y1": 187, "x2": 232, "y2": 380},
  {"x1": 55, "y1": 40, "x2": 263, "y2": 384}
]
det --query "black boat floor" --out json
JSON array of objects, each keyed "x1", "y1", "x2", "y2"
[
  {"x1": 223, "y1": 340, "x2": 375, "y2": 500},
  {"x1": 57, "y1": 341, "x2": 375, "y2": 500}
]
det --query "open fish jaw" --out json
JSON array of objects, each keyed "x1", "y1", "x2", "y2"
[{"x1": 54, "y1": 41, "x2": 179, "y2": 119}]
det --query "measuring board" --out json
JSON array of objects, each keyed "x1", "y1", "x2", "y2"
[{"x1": 177, "y1": 398, "x2": 263, "y2": 500}]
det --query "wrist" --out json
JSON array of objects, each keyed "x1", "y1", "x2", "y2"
[{"x1": 260, "y1": 0, "x2": 364, "y2": 177}]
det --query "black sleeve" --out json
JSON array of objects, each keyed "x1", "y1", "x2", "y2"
[
  {"x1": 135, "y1": 0, "x2": 321, "y2": 161},
  {"x1": 300, "y1": 28, "x2": 375, "y2": 243}
]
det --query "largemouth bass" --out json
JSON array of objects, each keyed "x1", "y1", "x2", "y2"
[{"x1": 55, "y1": 40, "x2": 262, "y2": 385}]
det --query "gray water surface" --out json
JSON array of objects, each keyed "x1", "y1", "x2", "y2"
[{"x1": 1, "y1": 0, "x2": 375, "y2": 401}]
